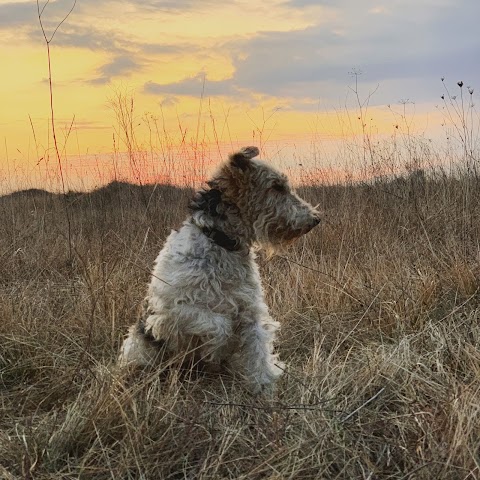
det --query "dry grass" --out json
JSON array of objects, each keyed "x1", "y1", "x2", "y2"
[{"x1": 1, "y1": 171, "x2": 480, "y2": 479}]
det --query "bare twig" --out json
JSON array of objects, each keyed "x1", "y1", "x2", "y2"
[
  {"x1": 205, "y1": 400, "x2": 340, "y2": 412},
  {"x1": 36, "y1": 0, "x2": 77, "y2": 262},
  {"x1": 340, "y1": 387, "x2": 386, "y2": 423}
]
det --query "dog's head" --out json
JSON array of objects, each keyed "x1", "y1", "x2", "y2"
[{"x1": 210, "y1": 146, "x2": 321, "y2": 249}]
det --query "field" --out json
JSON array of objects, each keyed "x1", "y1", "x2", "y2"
[{"x1": 0, "y1": 165, "x2": 479, "y2": 479}]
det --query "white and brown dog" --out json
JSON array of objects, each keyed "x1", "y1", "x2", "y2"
[{"x1": 119, "y1": 147, "x2": 321, "y2": 392}]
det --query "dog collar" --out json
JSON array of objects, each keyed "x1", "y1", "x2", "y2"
[{"x1": 201, "y1": 226, "x2": 242, "y2": 252}]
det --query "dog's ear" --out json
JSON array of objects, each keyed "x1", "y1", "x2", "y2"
[
  {"x1": 189, "y1": 188, "x2": 223, "y2": 217},
  {"x1": 229, "y1": 146, "x2": 259, "y2": 171}
]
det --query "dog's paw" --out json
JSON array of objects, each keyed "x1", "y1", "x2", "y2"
[
  {"x1": 239, "y1": 146, "x2": 260, "y2": 159},
  {"x1": 249, "y1": 367, "x2": 283, "y2": 395},
  {"x1": 252, "y1": 382, "x2": 275, "y2": 396}
]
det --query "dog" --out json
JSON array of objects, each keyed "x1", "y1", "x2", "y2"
[{"x1": 118, "y1": 146, "x2": 321, "y2": 392}]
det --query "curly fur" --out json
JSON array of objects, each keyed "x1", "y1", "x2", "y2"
[{"x1": 118, "y1": 146, "x2": 321, "y2": 392}]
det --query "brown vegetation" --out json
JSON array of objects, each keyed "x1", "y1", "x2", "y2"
[{"x1": 1, "y1": 172, "x2": 479, "y2": 479}]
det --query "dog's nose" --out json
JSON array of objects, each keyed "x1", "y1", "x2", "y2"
[{"x1": 312, "y1": 214, "x2": 321, "y2": 226}]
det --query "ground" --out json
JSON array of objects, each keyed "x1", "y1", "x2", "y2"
[{"x1": 0, "y1": 176, "x2": 479, "y2": 479}]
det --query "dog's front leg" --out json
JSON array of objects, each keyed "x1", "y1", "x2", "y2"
[
  {"x1": 165, "y1": 306, "x2": 233, "y2": 365},
  {"x1": 235, "y1": 314, "x2": 284, "y2": 393}
]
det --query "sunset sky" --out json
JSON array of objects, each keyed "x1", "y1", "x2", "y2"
[{"x1": 0, "y1": 0, "x2": 479, "y2": 190}]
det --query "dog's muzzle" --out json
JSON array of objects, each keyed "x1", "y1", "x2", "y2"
[
  {"x1": 312, "y1": 213, "x2": 322, "y2": 226},
  {"x1": 304, "y1": 213, "x2": 321, "y2": 233}
]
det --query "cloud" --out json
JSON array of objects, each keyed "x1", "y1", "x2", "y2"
[
  {"x1": 0, "y1": 1, "x2": 38, "y2": 28},
  {"x1": 142, "y1": 0, "x2": 480, "y2": 108},
  {"x1": 144, "y1": 73, "x2": 239, "y2": 97},
  {"x1": 0, "y1": 0, "x2": 237, "y2": 32},
  {"x1": 127, "y1": 0, "x2": 239, "y2": 13},
  {"x1": 141, "y1": 43, "x2": 191, "y2": 55},
  {"x1": 89, "y1": 55, "x2": 144, "y2": 85},
  {"x1": 227, "y1": 1, "x2": 480, "y2": 104},
  {"x1": 0, "y1": 0, "x2": 83, "y2": 33},
  {"x1": 282, "y1": 0, "x2": 336, "y2": 6},
  {"x1": 10, "y1": 1, "x2": 202, "y2": 61},
  {"x1": 4, "y1": 0, "x2": 479, "y2": 108},
  {"x1": 160, "y1": 95, "x2": 179, "y2": 107},
  {"x1": 0, "y1": 0, "x2": 77, "y2": 29}
]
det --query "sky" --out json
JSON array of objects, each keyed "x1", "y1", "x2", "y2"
[{"x1": 0, "y1": 0, "x2": 479, "y2": 191}]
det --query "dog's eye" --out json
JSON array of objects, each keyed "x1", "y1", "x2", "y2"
[{"x1": 272, "y1": 184, "x2": 287, "y2": 193}]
